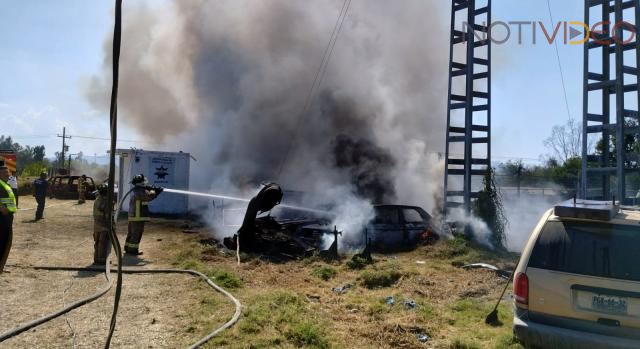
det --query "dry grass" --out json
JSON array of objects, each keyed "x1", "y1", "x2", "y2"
[
  {"x1": 174, "y1": 235, "x2": 524, "y2": 349},
  {"x1": 2, "y1": 197, "x2": 524, "y2": 348}
]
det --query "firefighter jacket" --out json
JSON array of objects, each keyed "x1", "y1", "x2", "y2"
[
  {"x1": 94, "y1": 194, "x2": 115, "y2": 227},
  {"x1": 128, "y1": 187, "x2": 157, "y2": 222},
  {"x1": 0, "y1": 179, "x2": 17, "y2": 214},
  {"x1": 78, "y1": 178, "x2": 87, "y2": 193}
]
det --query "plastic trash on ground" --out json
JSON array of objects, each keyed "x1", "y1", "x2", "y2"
[
  {"x1": 332, "y1": 283, "x2": 352, "y2": 294},
  {"x1": 415, "y1": 333, "x2": 430, "y2": 342},
  {"x1": 404, "y1": 299, "x2": 417, "y2": 309},
  {"x1": 385, "y1": 296, "x2": 395, "y2": 305}
]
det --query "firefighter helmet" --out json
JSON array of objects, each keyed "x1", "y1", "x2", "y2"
[
  {"x1": 96, "y1": 183, "x2": 109, "y2": 195},
  {"x1": 131, "y1": 174, "x2": 147, "y2": 185}
]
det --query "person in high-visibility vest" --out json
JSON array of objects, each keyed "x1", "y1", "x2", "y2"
[
  {"x1": 124, "y1": 174, "x2": 162, "y2": 255},
  {"x1": 0, "y1": 166, "x2": 17, "y2": 273}
]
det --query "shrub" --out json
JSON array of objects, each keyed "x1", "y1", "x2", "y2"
[
  {"x1": 312, "y1": 266, "x2": 337, "y2": 281},
  {"x1": 285, "y1": 322, "x2": 330, "y2": 349},
  {"x1": 360, "y1": 268, "x2": 402, "y2": 289},
  {"x1": 346, "y1": 254, "x2": 371, "y2": 270}
]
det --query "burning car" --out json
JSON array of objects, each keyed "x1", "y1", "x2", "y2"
[
  {"x1": 367, "y1": 205, "x2": 437, "y2": 251},
  {"x1": 221, "y1": 183, "x2": 436, "y2": 258},
  {"x1": 222, "y1": 183, "x2": 337, "y2": 258}
]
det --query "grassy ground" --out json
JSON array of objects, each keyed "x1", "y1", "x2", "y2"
[
  {"x1": 170, "y1": 235, "x2": 525, "y2": 349},
  {"x1": 2, "y1": 197, "x2": 524, "y2": 348}
]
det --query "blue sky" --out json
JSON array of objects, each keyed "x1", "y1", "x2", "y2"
[{"x1": 0, "y1": 0, "x2": 586, "y2": 165}]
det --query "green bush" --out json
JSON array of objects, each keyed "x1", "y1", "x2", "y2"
[
  {"x1": 311, "y1": 266, "x2": 337, "y2": 281},
  {"x1": 210, "y1": 269, "x2": 243, "y2": 289},
  {"x1": 443, "y1": 237, "x2": 470, "y2": 258},
  {"x1": 346, "y1": 254, "x2": 371, "y2": 270},
  {"x1": 360, "y1": 268, "x2": 402, "y2": 289},
  {"x1": 285, "y1": 322, "x2": 330, "y2": 349}
]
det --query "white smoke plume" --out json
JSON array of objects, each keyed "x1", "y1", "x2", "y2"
[
  {"x1": 86, "y1": 0, "x2": 457, "y2": 241},
  {"x1": 502, "y1": 187, "x2": 565, "y2": 252}
]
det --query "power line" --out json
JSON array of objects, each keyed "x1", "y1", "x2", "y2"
[
  {"x1": 68, "y1": 135, "x2": 162, "y2": 144},
  {"x1": 10, "y1": 134, "x2": 159, "y2": 144},
  {"x1": 546, "y1": 0, "x2": 573, "y2": 121},
  {"x1": 276, "y1": 0, "x2": 352, "y2": 178}
]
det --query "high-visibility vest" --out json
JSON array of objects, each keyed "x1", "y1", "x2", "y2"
[
  {"x1": 0, "y1": 179, "x2": 17, "y2": 213},
  {"x1": 128, "y1": 190, "x2": 151, "y2": 222}
]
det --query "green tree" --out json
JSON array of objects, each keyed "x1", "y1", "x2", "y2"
[
  {"x1": 33, "y1": 145, "x2": 45, "y2": 162},
  {"x1": 0, "y1": 135, "x2": 48, "y2": 174},
  {"x1": 594, "y1": 119, "x2": 640, "y2": 168}
]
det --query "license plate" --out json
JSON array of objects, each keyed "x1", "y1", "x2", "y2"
[{"x1": 592, "y1": 294, "x2": 628, "y2": 315}]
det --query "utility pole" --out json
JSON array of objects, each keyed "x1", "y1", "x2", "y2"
[
  {"x1": 516, "y1": 161, "x2": 523, "y2": 198},
  {"x1": 57, "y1": 127, "x2": 72, "y2": 169},
  {"x1": 67, "y1": 153, "x2": 79, "y2": 173}
]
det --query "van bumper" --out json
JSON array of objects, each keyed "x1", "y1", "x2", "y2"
[{"x1": 514, "y1": 316, "x2": 640, "y2": 349}]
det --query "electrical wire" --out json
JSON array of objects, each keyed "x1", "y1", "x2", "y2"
[
  {"x1": 275, "y1": 0, "x2": 352, "y2": 178},
  {"x1": 546, "y1": 0, "x2": 573, "y2": 122},
  {"x1": 69, "y1": 135, "x2": 162, "y2": 145}
]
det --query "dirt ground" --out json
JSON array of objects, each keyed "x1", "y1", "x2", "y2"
[{"x1": 0, "y1": 196, "x2": 236, "y2": 349}]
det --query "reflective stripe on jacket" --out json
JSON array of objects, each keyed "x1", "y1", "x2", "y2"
[
  {"x1": 0, "y1": 179, "x2": 17, "y2": 213},
  {"x1": 128, "y1": 199, "x2": 150, "y2": 222}
]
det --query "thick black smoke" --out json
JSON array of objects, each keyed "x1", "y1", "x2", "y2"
[
  {"x1": 85, "y1": 0, "x2": 450, "y2": 216},
  {"x1": 332, "y1": 134, "x2": 396, "y2": 203}
]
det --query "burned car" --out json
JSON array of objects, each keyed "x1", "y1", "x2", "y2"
[
  {"x1": 222, "y1": 183, "x2": 337, "y2": 258},
  {"x1": 222, "y1": 183, "x2": 436, "y2": 258},
  {"x1": 47, "y1": 175, "x2": 97, "y2": 200},
  {"x1": 367, "y1": 205, "x2": 437, "y2": 251}
]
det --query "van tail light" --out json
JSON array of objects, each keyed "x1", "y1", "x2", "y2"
[{"x1": 514, "y1": 272, "x2": 529, "y2": 306}]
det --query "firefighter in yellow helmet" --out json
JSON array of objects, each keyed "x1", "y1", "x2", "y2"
[
  {"x1": 0, "y1": 166, "x2": 17, "y2": 273},
  {"x1": 93, "y1": 183, "x2": 115, "y2": 264},
  {"x1": 124, "y1": 174, "x2": 162, "y2": 255}
]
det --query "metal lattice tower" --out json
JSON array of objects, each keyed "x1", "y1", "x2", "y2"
[
  {"x1": 581, "y1": 0, "x2": 640, "y2": 203},
  {"x1": 444, "y1": 0, "x2": 492, "y2": 214}
]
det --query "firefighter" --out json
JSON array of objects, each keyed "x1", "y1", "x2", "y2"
[
  {"x1": 93, "y1": 184, "x2": 115, "y2": 265},
  {"x1": 124, "y1": 174, "x2": 162, "y2": 255},
  {"x1": 77, "y1": 174, "x2": 88, "y2": 204},
  {"x1": 0, "y1": 166, "x2": 17, "y2": 273}
]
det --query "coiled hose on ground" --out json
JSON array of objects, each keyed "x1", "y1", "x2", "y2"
[
  {"x1": 0, "y1": 264, "x2": 242, "y2": 349},
  {"x1": 1, "y1": 191, "x2": 242, "y2": 347}
]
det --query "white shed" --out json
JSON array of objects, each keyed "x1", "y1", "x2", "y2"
[{"x1": 116, "y1": 148, "x2": 191, "y2": 215}]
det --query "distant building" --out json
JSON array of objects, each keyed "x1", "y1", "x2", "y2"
[{"x1": 116, "y1": 149, "x2": 191, "y2": 215}]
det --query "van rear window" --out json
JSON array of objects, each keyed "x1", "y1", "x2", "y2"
[{"x1": 528, "y1": 221, "x2": 640, "y2": 282}]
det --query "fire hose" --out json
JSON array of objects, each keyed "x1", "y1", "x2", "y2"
[
  {"x1": 0, "y1": 264, "x2": 242, "y2": 349},
  {"x1": 1, "y1": 190, "x2": 242, "y2": 347}
]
